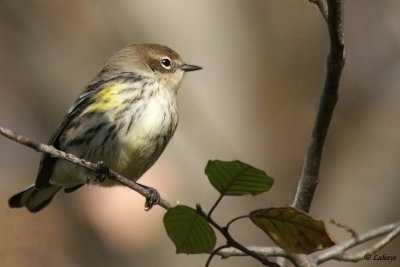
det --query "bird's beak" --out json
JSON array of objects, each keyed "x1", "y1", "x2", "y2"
[{"x1": 180, "y1": 63, "x2": 202, "y2": 72}]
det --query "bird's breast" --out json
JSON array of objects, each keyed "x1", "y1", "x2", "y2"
[{"x1": 115, "y1": 90, "x2": 178, "y2": 178}]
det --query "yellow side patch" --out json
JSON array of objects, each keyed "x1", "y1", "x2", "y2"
[{"x1": 83, "y1": 83, "x2": 120, "y2": 114}]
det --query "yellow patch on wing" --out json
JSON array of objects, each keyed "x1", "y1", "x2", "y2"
[{"x1": 83, "y1": 82, "x2": 120, "y2": 114}]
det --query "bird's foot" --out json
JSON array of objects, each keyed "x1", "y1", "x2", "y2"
[
  {"x1": 137, "y1": 183, "x2": 160, "y2": 211},
  {"x1": 95, "y1": 161, "x2": 110, "y2": 183}
]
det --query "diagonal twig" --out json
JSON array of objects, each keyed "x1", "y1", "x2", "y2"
[
  {"x1": 313, "y1": 220, "x2": 400, "y2": 264},
  {"x1": 0, "y1": 125, "x2": 173, "y2": 210}
]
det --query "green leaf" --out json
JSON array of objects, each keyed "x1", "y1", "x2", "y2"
[
  {"x1": 205, "y1": 160, "x2": 273, "y2": 196},
  {"x1": 163, "y1": 205, "x2": 216, "y2": 254},
  {"x1": 250, "y1": 207, "x2": 336, "y2": 254}
]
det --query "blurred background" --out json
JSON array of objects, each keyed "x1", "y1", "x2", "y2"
[{"x1": 1, "y1": 1, "x2": 400, "y2": 266}]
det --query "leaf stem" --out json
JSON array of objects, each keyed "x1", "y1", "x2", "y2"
[
  {"x1": 205, "y1": 245, "x2": 230, "y2": 267},
  {"x1": 226, "y1": 215, "x2": 250, "y2": 231},
  {"x1": 207, "y1": 194, "x2": 224, "y2": 218},
  {"x1": 197, "y1": 205, "x2": 281, "y2": 267}
]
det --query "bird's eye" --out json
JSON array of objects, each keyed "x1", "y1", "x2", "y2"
[{"x1": 161, "y1": 58, "x2": 172, "y2": 69}]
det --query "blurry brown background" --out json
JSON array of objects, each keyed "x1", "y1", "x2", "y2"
[{"x1": 1, "y1": 1, "x2": 400, "y2": 266}]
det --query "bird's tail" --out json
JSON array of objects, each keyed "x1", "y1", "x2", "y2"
[{"x1": 8, "y1": 184, "x2": 61, "y2": 213}]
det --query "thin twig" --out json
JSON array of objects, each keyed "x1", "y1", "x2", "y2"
[
  {"x1": 0, "y1": 125, "x2": 173, "y2": 210},
  {"x1": 312, "y1": 220, "x2": 400, "y2": 264},
  {"x1": 330, "y1": 219, "x2": 358, "y2": 239},
  {"x1": 310, "y1": 0, "x2": 328, "y2": 21},
  {"x1": 226, "y1": 215, "x2": 250, "y2": 230},
  {"x1": 205, "y1": 245, "x2": 230, "y2": 267},
  {"x1": 207, "y1": 194, "x2": 223, "y2": 218},
  {"x1": 340, "y1": 225, "x2": 400, "y2": 262},
  {"x1": 218, "y1": 246, "x2": 311, "y2": 267},
  {"x1": 197, "y1": 205, "x2": 281, "y2": 267},
  {"x1": 293, "y1": 0, "x2": 345, "y2": 212}
]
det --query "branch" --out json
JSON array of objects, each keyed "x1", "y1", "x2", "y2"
[
  {"x1": 2, "y1": 110, "x2": 398, "y2": 265},
  {"x1": 313, "y1": 220, "x2": 400, "y2": 264},
  {"x1": 205, "y1": 245, "x2": 230, "y2": 267},
  {"x1": 218, "y1": 246, "x2": 314, "y2": 267},
  {"x1": 216, "y1": 220, "x2": 400, "y2": 266},
  {"x1": 293, "y1": 0, "x2": 345, "y2": 212},
  {"x1": 309, "y1": 0, "x2": 328, "y2": 21},
  {"x1": 0, "y1": 125, "x2": 173, "y2": 210},
  {"x1": 196, "y1": 205, "x2": 281, "y2": 267}
]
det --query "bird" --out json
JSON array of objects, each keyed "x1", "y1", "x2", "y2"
[{"x1": 8, "y1": 43, "x2": 202, "y2": 212}]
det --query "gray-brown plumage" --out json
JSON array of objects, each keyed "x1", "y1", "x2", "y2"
[{"x1": 9, "y1": 44, "x2": 201, "y2": 212}]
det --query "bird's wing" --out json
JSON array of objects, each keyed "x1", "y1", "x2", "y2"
[
  {"x1": 34, "y1": 73, "x2": 140, "y2": 188},
  {"x1": 35, "y1": 88, "x2": 97, "y2": 188}
]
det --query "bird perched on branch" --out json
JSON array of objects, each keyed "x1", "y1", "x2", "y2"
[{"x1": 9, "y1": 43, "x2": 202, "y2": 212}]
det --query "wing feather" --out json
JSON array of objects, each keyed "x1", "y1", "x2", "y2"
[
  {"x1": 34, "y1": 72, "x2": 140, "y2": 188},
  {"x1": 35, "y1": 90, "x2": 96, "y2": 188}
]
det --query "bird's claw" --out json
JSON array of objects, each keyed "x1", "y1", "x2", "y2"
[
  {"x1": 144, "y1": 186, "x2": 160, "y2": 211},
  {"x1": 96, "y1": 161, "x2": 110, "y2": 183}
]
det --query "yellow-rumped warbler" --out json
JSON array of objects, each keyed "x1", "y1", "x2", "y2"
[{"x1": 9, "y1": 43, "x2": 201, "y2": 212}]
